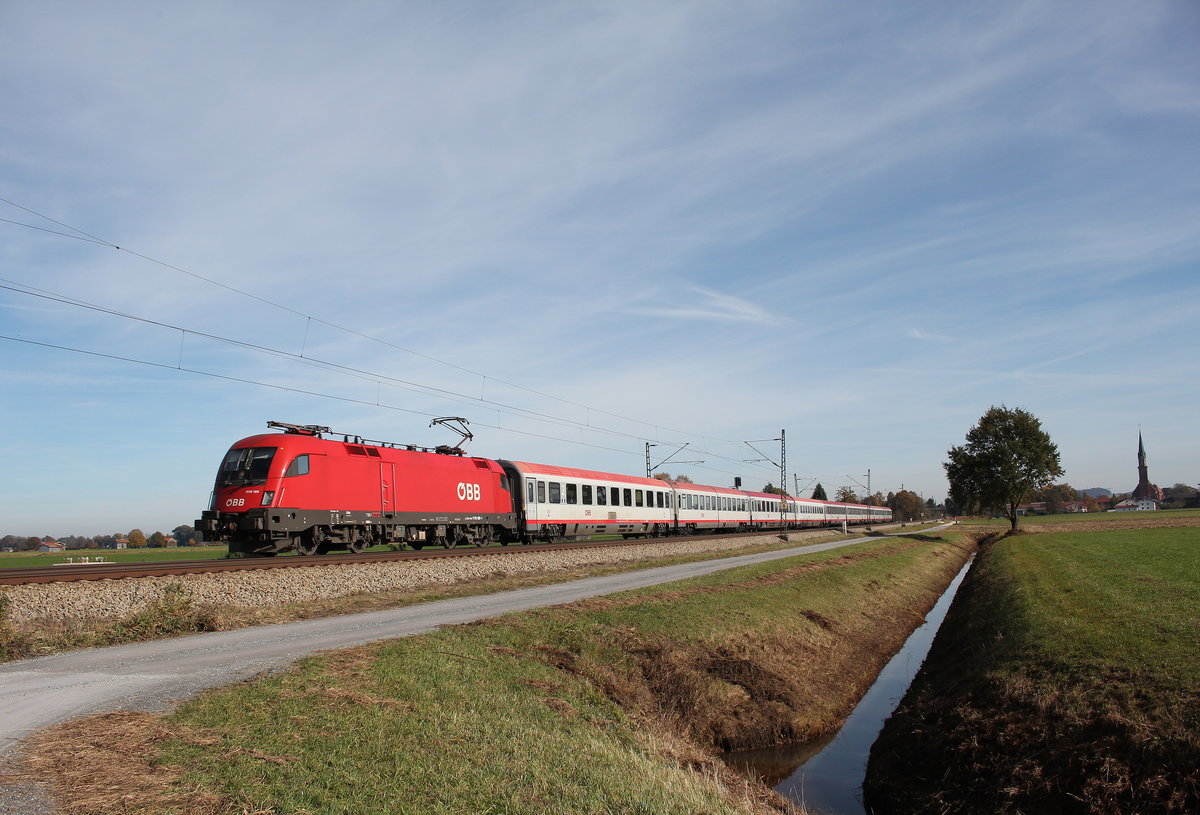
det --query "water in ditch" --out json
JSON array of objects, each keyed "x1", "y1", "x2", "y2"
[{"x1": 724, "y1": 556, "x2": 974, "y2": 815}]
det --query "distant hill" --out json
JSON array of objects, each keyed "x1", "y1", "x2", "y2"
[{"x1": 1079, "y1": 487, "x2": 1113, "y2": 498}]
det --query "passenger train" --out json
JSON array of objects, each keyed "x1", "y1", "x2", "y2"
[{"x1": 196, "y1": 421, "x2": 892, "y2": 556}]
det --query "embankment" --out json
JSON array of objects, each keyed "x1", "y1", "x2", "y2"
[
  {"x1": 864, "y1": 527, "x2": 1200, "y2": 814},
  {"x1": 12, "y1": 531, "x2": 973, "y2": 815}
]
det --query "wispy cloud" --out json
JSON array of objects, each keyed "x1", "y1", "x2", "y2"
[
  {"x1": 906, "y1": 328, "x2": 953, "y2": 343},
  {"x1": 630, "y1": 287, "x2": 784, "y2": 325}
]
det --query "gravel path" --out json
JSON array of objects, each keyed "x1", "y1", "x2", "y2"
[{"x1": 4, "y1": 531, "x2": 841, "y2": 624}]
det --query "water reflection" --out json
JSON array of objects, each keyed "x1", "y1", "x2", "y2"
[{"x1": 725, "y1": 556, "x2": 974, "y2": 815}]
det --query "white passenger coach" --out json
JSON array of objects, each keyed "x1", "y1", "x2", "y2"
[{"x1": 498, "y1": 460, "x2": 891, "y2": 540}]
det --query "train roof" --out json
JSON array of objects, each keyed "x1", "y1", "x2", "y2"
[{"x1": 501, "y1": 461, "x2": 670, "y2": 488}]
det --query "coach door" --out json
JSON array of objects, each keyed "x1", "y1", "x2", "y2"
[
  {"x1": 524, "y1": 478, "x2": 539, "y2": 528},
  {"x1": 380, "y1": 463, "x2": 395, "y2": 515}
]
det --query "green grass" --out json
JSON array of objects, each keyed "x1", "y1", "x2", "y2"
[
  {"x1": 997, "y1": 528, "x2": 1199, "y2": 681},
  {"x1": 0, "y1": 545, "x2": 230, "y2": 569},
  {"x1": 865, "y1": 526, "x2": 1200, "y2": 814},
  {"x1": 139, "y1": 533, "x2": 972, "y2": 815},
  {"x1": 956, "y1": 507, "x2": 1200, "y2": 526}
]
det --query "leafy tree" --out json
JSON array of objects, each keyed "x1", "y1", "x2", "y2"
[
  {"x1": 1033, "y1": 483, "x2": 1078, "y2": 514},
  {"x1": 1162, "y1": 483, "x2": 1199, "y2": 509},
  {"x1": 148, "y1": 531, "x2": 167, "y2": 548},
  {"x1": 172, "y1": 524, "x2": 200, "y2": 546},
  {"x1": 834, "y1": 487, "x2": 859, "y2": 504},
  {"x1": 811, "y1": 483, "x2": 828, "y2": 501},
  {"x1": 673, "y1": 474, "x2": 693, "y2": 484},
  {"x1": 127, "y1": 529, "x2": 148, "y2": 548},
  {"x1": 944, "y1": 406, "x2": 1063, "y2": 532},
  {"x1": 652, "y1": 472, "x2": 671, "y2": 481},
  {"x1": 889, "y1": 490, "x2": 926, "y2": 522}
]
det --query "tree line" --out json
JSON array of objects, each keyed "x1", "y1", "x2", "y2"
[{"x1": 1, "y1": 524, "x2": 205, "y2": 552}]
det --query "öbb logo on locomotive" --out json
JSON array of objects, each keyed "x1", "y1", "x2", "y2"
[{"x1": 195, "y1": 420, "x2": 892, "y2": 557}]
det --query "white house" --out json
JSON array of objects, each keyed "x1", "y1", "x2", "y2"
[{"x1": 1112, "y1": 497, "x2": 1159, "y2": 512}]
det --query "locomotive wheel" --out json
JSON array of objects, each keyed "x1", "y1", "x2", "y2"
[
  {"x1": 347, "y1": 538, "x2": 366, "y2": 554},
  {"x1": 296, "y1": 533, "x2": 320, "y2": 556}
]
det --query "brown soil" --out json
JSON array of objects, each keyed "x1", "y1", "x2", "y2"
[{"x1": 1017, "y1": 516, "x2": 1200, "y2": 533}]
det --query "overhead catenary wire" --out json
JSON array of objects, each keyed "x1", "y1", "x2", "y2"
[
  {"x1": 0, "y1": 279, "x2": 780, "y2": 478},
  {"x1": 0, "y1": 197, "x2": 835, "y2": 485},
  {"x1": 0, "y1": 333, "x2": 768, "y2": 483},
  {"x1": 0, "y1": 196, "x2": 749, "y2": 444}
]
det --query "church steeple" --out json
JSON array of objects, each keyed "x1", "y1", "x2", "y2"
[{"x1": 1132, "y1": 432, "x2": 1161, "y2": 501}]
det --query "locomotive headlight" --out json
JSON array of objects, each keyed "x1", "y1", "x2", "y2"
[{"x1": 261, "y1": 491, "x2": 275, "y2": 507}]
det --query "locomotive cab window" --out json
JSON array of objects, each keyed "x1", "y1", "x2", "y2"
[
  {"x1": 217, "y1": 447, "x2": 276, "y2": 487},
  {"x1": 284, "y1": 455, "x2": 310, "y2": 478}
]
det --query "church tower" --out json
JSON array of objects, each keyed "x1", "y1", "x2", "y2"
[{"x1": 1131, "y1": 432, "x2": 1163, "y2": 501}]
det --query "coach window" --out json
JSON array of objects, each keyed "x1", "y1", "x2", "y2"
[
  {"x1": 582, "y1": 485, "x2": 592, "y2": 505},
  {"x1": 566, "y1": 484, "x2": 577, "y2": 504},
  {"x1": 284, "y1": 455, "x2": 310, "y2": 477},
  {"x1": 657, "y1": 491, "x2": 664, "y2": 508},
  {"x1": 635, "y1": 489, "x2": 644, "y2": 507},
  {"x1": 622, "y1": 488, "x2": 632, "y2": 506},
  {"x1": 549, "y1": 482, "x2": 561, "y2": 504},
  {"x1": 537, "y1": 481, "x2": 546, "y2": 503},
  {"x1": 597, "y1": 486, "x2": 607, "y2": 506}
]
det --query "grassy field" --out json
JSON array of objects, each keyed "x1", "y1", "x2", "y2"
[
  {"x1": 865, "y1": 526, "x2": 1200, "y2": 814},
  {"x1": 18, "y1": 530, "x2": 974, "y2": 815},
  {"x1": 956, "y1": 507, "x2": 1200, "y2": 526},
  {"x1": 0, "y1": 545, "x2": 231, "y2": 569}
]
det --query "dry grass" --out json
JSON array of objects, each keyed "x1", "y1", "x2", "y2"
[{"x1": 4, "y1": 712, "x2": 234, "y2": 815}]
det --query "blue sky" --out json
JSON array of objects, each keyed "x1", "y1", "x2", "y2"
[{"x1": 2, "y1": 1, "x2": 1197, "y2": 537}]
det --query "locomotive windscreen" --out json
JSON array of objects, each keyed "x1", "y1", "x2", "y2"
[{"x1": 217, "y1": 446, "x2": 277, "y2": 487}]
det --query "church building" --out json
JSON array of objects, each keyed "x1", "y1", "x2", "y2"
[{"x1": 1114, "y1": 433, "x2": 1162, "y2": 511}]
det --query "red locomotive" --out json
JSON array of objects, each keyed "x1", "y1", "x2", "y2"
[
  {"x1": 197, "y1": 420, "x2": 892, "y2": 556},
  {"x1": 196, "y1": 421, "x2": 518, "y2": 555}
]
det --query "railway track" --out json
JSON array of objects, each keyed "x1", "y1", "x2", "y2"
[{"x1": 0, "y1": 530, "x2": 824, "y2": 586}]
